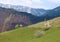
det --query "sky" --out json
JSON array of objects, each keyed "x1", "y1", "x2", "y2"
[{"x1": 0, "y1": 0, "x2": 60, "y2": 9}]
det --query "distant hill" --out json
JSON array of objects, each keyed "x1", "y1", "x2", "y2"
[
  {"x1": 0, "y1": 17, "x2": 60, "y2": 42},
  {"x1": 42, "y1": 6, "x2": 60, "y2": 20},
  {"x1": 0, "y1": 7, "x2": 41, "y2": 32}
]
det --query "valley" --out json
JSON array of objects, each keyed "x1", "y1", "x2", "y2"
[{"x1": 0, "y1": 3, "x2": 60, "y2": 42}]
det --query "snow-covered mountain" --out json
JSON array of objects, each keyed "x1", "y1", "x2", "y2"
[{"x1": 0, "y1": 3, "x2": 46, "y2": 16}]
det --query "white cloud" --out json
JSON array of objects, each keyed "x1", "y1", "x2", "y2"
[
  {"x1": 32, "y1": 0, "x2": 42, "y2": 3},
  {"x1": 19, "y1": 0, "x2": 32, "y2": 7},
  {"x1": 0, "y1": 0, "x2": 18, "y2": 5},
  {"x1": 0, "y1": 0, "x2": 31, "y2": 7},
  {"x1": 48, "y1": 0, "x2": 60, "y2": 3},
  {"x1": 19, "y1": 0, "x2": 42, "y2": 7},
  {"x1": 0, "y1": 0, "x2": 59, "y2": 9},
  {"x1": 0, "y1": 0, "x2": 42, "y2": 7}
]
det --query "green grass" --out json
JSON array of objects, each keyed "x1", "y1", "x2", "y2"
[{"x1": 0, "y1": 17, "x2": 60, "y2": 42}]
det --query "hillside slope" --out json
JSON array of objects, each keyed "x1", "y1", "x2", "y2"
[
  {"x1": 28, "y1": 17, "x2": 60, "y2": 28},
  {"x1": 0, "y1": 7, "x2": 41, "y2": 32},
  {"x1": 0, "y1": 17, "x2": 60, "y2": 42}
]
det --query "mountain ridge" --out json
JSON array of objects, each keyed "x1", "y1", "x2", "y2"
[
  {"x1": 0, "y1": 5, "x2": 60, "y2": 32},
  {"x1": 0, "y1": 7, "x2": 42, "y2": 32},
  {"x1": 0, "y1": 3, "x2": 46, "y2": 16}
]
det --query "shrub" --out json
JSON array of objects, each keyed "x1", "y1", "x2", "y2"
[
  {"x1": 34, "y1": 30, "x2": 45, "y2": 37},
  {"x1": 15, "y1": 24, "x2": 20, "y2": 29}
]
